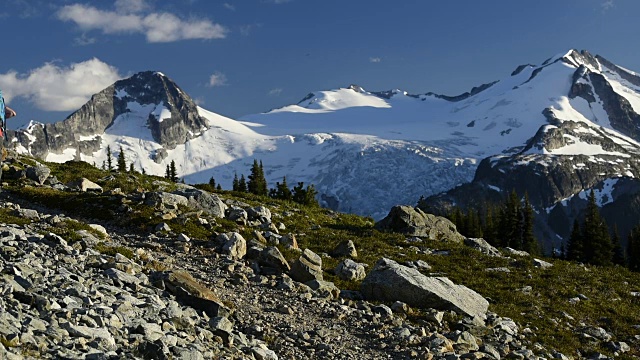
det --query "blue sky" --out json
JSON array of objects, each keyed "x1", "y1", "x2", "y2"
[{"x1": 1, "y1": 0, "x2": 638, "y2": 129}]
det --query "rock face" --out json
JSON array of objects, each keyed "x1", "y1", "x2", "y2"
[
  {"x1": 361, "y1": 258, "x2": 489, "y2": 319},
  {"x1": 11, "y1": 71, "x2": 208, "y2": 158},
  {"x1": 375, "y1": 205, "x2": 464, "y2": 242}
]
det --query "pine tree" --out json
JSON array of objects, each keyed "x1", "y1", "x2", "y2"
[
  {"x1": 141, "y1": 167, "x2": 146, "y2": 175},
  {"x1": 498, "y1": 190, "x2": 521, "y2": 248},
  {"x1": 611, "y1": 224, "x2": 625, "y2": 266},
  {"x1": 129, "y1": 162, "x2": 135, "y2": 173},
  {"x1": 232, "y1": 174, "x2": 239, "y2": 191},
  {"x1": 165, "y1": 164, "x2": 171, "y2": 179},
  {"x1": 170, "y1": 160, "x2": 178, "y2": 182},
  {"x1": 275, "y1": 176, "x2": 292, "y2": 201},
  {"x1": 566, "y1": 219, "x2": 584, "y2": 262},
  {"x1": 521, "y1": 193, "x2": 538, "y2": 255},
  {"x1": 117, "y1": 146, "x2": 126, "y2": 172},
  {"x1": 216, "y1": 184, "x2": 222, "y2": 191},
  {"x1": 292, "y1": 182, "x2": 318, "y2": 206},
  {"x1": 583, "y1": 190, "x2": 612, "y2": 266},
  {"x1": 106, "y1": 145, "x2": 113, "y2": 171},
  {"x1": 628, "y1": 225, "x2": 640, "y2": 271},
  {"x1": 248, "y1": 159, "x2": 268, "y2": 196},
  {"x1": 209, "y1": 177, "x2": 216, "y2": 188},
  {"x1": 483, "y1": 205, "x2": 498, "y2": 246},
  {"x1": 101, "y1": 161, "x2": 106, "y2": 170},
  {"x1": 238, "y1": 174, "x2": 248, "y2": 192}
]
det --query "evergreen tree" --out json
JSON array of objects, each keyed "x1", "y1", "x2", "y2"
[
  {"x1": 216, "y1": 184, "x2": 222, "y2": 191},
  {"x1": 208, "y1": 177, "x2": 216, "y2": 188},
  {"x1": 566, "y1": 219, "x2": 584, "y2": 262},
  {"x1": 165, "y1": 164, "x2": 171, "y2": 180},
  {"x1": 238, "y1": 174, "x2": 248, "y2": 192},
  {"x1": 169, "y1": 160, "x2": 178, "y2": 182},
  {"x1": 101, "y1": 161, "x2": 106, "y2": 170},
  {"x1": 274, "y1": 176, "x2": 292, "y2": 201},
  {"x1": 521, "y1": 193, "x2": 538, "y2": 255},
  {"x1": 248, "y1": 159, "x2": 268, "y2": 196},
  {"x1": 498, "y1": 190, "x2": 521, "y2": 248},
  {"x1": 627, "y1": 226, "x2": 640, "y2": 271},
  {"x1": 611, "y1": 224, "x2": 626, "y2": 266},
  {"x1": 292, "y1": 182, "x2": 318, "y2": 206},
  {"x1": 129, "y1": 162, "x2": 135, "y2": 173},
  {"x1": 483, "y1": 205, "x2": 498, "y2": 246},
  {"x1": 583, "y1": 190, "x2": 612, "y2": 266},
  {"x1": 106, "y1": 145, "x2": 113, "y2": 171},
  {"x1": 141, "y1": 167, "x2": 146, "y2": 175},
  {"x1": 117, "y1": 146, "x2": 126, "y2": 172},
  {"x1": 232, "y1": 173, "x2": 239, "y2": 191}
]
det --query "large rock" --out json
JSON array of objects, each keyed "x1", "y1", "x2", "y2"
[
  {"x1": 247, "y1": 206, "x2": 272, "y2": 224},
  {"x1": 221, "y1": 232, "x2": 247, "y2": 260},
  {"x1": 464, "y1": 238, "x2": 502, "y2": 257},
  {"x1": 258, "y1": 246, "x2": 291, "y2": 274},
  {"x1": 145, "y1": 192, "x2": 189, "y2": 209},
  {"x1": 375, "y1": 205, "x2": 464, "y2": 242},
  {"x1": 289, "y1": 249, "x2": 323, "y2": 283},
  {"x1": 25, "y1": 164, "x2": 51, "y2": 185},
  {"x1": 330, "y1": 240, "x2": 357, "y2": 258},
  {"x1": 361, "y1": 258, "x2": 489, "y2": 319},
  {"x1": 67, "y1": 178, "x2": 103, "y2": 193},
  {"x1": 334, "y1": 259, "x2": 366, "y2": 281},
  {"x1": 172, "y1": 188, "x2": 227, "y2": 218},
  {"x1": 153, "y1": 270, "x2": 231, "y2": 318}
]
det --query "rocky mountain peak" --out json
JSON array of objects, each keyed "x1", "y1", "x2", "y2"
[{"x1": 11, "y1": 71, "x2": 208, "y2": 159}]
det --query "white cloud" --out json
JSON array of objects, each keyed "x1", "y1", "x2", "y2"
[
  {"x1": 601, "y1": 0, "x2": 614, "y2": 11},
  {"x1": 268, "y1": 88, "x2": 283, "y2": 96},
  {"x1": 57, "y1": 3, "x2": 228, "y2": 43},
  {"x1": 240, "y1": 23, "x2": 262, "y2": 36},
  {"x1": 223, "y1": 3, "x2": 235, "y2": 11},
  {"x1": 208, "y1": 72, "x2": 227, "y2": 87},
  {"x1": 0, "y1": 58, "x2": 122, "y2": 111},
  {"x1": 369, "y1": 57, "x2": 381, "y2": 63}
]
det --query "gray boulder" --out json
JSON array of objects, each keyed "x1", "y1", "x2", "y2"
[
  {"x1": 375, "y1": 205, "x2": 464, "y2": 242},
  {"x1": 334, "y1": 259, "x2": 366, "y2": 281},
  {"x1": 221, "y1": 232, "x2": 247, "y2": 260},
  {"x1": 66, "y1": 178, "x2": 103, "y2": 193},
  {"x1": 289, "y1": 249, "x2": 323, "y2": 283},
  {"x1": 330, "y1": 240, "x2": 357, "y2": 258},
  {"x1": 361, "y1": 258, "x2": 489, "y2": 318},
  {"x1": 247, "y1": 206, "x2": 272, "y2": 223},
  {"x1": 258, "y1": 246, "x2": 291, "y2": 274},
  {"x1": 26, "y1": 164, "x2": 50, "y2": 185},
  {"x1": 145, "y1": 192, "x2": 189, "y2": 209},
  {"x1": 465, "y1": 238, "x2": 502, "y2": 257},
  {"x1": 172, "y1": 188, "x2": 227, "y2": 218}
]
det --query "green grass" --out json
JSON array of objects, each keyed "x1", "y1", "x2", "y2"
[
  {"x1": 95, "y1": 242, "x2": 134, "y2": 259},
  {"x1": 1, "y1": 155, "x2": 638, "y2": 357}
]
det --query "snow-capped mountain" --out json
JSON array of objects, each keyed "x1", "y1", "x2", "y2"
[{"x1": 10, "y1": 50, "x2": 640, "y2": 240}]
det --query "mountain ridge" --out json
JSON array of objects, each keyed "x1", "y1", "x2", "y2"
[{"x1": 10, "y1": 49, "x2": 640, "y2": 246}]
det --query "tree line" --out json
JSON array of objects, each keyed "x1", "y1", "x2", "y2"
[
  {"x1": 225, "y1": 159, "x2": 319, "y2": 207},
  {"x1": 439, "y1": 188, "x2": 639, "y2": 271}
]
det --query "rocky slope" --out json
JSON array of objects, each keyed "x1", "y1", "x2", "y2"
[{"x1": 0, "y1": 152, "x2": 638, "y2": 359}]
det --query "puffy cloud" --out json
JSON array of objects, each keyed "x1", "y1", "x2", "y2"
[
  {"x1": 208, "y1": 72, "x2": 228, "y2": 87},
  {"x1": 0, "y1": 58, "x2": 122, "y2": 111},
  {"x1": 57, "y1": 3, "x2": 228, "y2": 43}
]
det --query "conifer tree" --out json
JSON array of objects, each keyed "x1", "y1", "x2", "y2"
[
  {"x1": 117, "y1": 146, "x2": 126, "y2": 172},
  {"x1": 483, "y1": 205, "x2": 498, "y2": 246},
  {"x1": 216, "y1": 184, "x2": 222, "y2": 191},
  {"x1": 583, "y1": 190, "x2": 612, "y2": 266},
  {"x1": 521, "y1": 193, "x2": 538, "y2": 255},
  {"x1": 238, "y1": 174, "x2": 248, "y2": 192},
  {"x1": 129, "y1": 162, "x2": 135, "y2": 173},
  {"x1": 165, "y1": 164, "x2": 171, "y2": 180},
  {"x1": 169, "y1": 160, "x2": 178, "y2": 182},
  {"x1": 102, "y1": 161, "x2": 106, "y2": 170},
  {"x1": 248, "y1": 159, "x2": 268, "y2": 196},
  {"x1": 292, "y1": 182, "x2": 318, "y2": 206},
  {"x1": 209, "y1": 177, "x2": 216, "y2": 188},
  {"x1": 628, "y1": 225, "x2": 640, "y2": 271},
  {"x1": 232, "y1": 173, "x2": 239, "y2": 191},
  {"x1": 566, "y1": 219, "x2": 584, "y2": 262},
  {"x1": 611, "y1": 224, "x2": 625, "y2": 266},
  {"x1": 106, "y1": 145, "x2": 113, "y2": 171},
  {"x1": 498, "y1": 190, "x2": 521, "y2": 248},
  {"x1": 275, "y1": 176, "x2": 292, "y2": 201}
]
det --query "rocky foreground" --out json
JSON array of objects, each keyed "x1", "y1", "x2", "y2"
[{"x1": 0, "y1": 158, "x2": 637, "y2": 359}]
